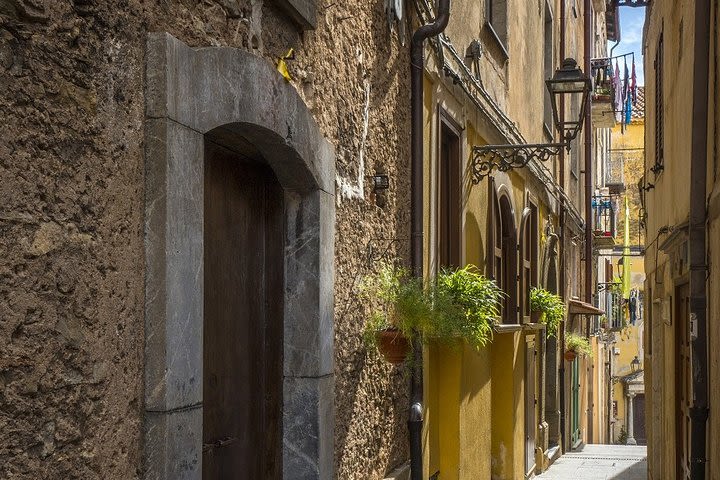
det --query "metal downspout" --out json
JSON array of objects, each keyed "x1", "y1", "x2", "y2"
[
  {"x1": 689, "y1": 0, "x2": 711, "y2": 477},
  {"x1": 409, "y1": 2, "x2": 450, "y2": 479},
  {"x1": 558, "y1": 0, "x2": 568, "y2": 453},
  {"x1": 583, "y1": 0, "x2": 593, "y2": 309},
  {"x1": 583, "y1": 0, "x2": 594, "y2": 447}
]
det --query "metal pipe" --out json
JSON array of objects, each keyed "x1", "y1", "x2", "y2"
[
  {"x1": 409, "y1": 2, "x2": 450, "y2": 479},
  {"x1": 583, "y1": 0, "x2": 594, "y2": 448},
  {"x1": 689, "y1": 0, "x2": 710, "y2": 477},
  {"x1": 583, "y1": 0, "x2": 593, "y2": 306},
  {"x1": 558, "y1": 0, "x2": 567, "y2": 453}
]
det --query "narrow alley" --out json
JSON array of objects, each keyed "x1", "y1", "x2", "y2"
[
  {"x1": 3, "y1": 0, "x2": 720, "y2": 479},
  {"x1": 537, "y1": 446, "x2": 647, "y2": 480}
]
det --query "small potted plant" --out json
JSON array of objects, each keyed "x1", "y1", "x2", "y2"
[
  {"x1": 361, "y1": 264, "x2": 431, "y2": 364},
  {"x1": 564, "y1": 333, "x2": 592, "y2": 361},
  {"x1": 529, "y1": 287, "x2": 565, "y2": 337},
  {"x1": 430, "y1": 265, "x2": 504, "y2": 349}
]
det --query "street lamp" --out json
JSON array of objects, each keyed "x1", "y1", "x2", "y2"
[
  {"x1": 546, "y1": 57, "x2": 592, "y2": 145},
  {"x1": 471, "y1": 57, "x2": 592, "y2": 182},
  {"x1": 630, "y1": 355, "x2": 641, "y2": 373}
]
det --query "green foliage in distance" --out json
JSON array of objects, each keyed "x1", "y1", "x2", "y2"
[
  {"x1": 565, "y1": 332, "x2": 592, "y2": 357},
  {"x1": 529, "y1": 287, "x2": 565, "y2": 337}
]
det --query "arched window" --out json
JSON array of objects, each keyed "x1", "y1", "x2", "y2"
[
  {"x1": 520, "y1": 200, "x2": 539, "y2": 322},
  {"x1": 488, "y1": 180, "x2": 518, "y2": 324}
]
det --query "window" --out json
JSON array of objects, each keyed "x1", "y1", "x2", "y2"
[
  {"x1": 520, "y1": 201, "x2": 539, "y2": 322},
  {"x1": 543, "y1": 1, "x2": 554, "y2": 135},
  {"x1": 273, "y1": 0, "x2": 317, "y2": 30},
  {"x1": 653, "y1": 31, "x2": 664, "y2": 175},
  {"x1": 438, "y1": 119, "x2": 462, "y2": 268},
  {"x1": 488, "y1": 181, "x2": 518, "y2": 324},
  {"x1": 487, "y1": 0, "x2": 509, "y2": 54}
]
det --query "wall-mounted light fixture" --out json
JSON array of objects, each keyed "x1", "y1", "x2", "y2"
[
  {"x1": 471, "y1": 57, "x2": 591, "y2": 183},
  {"x1": 631, "y1": 355, "x2": 641, "y2": 373},
  {"x1": 372, "y1": 173, "x2": 390, "y2": 191},
  {"x1": 546, "y1": 58, "x2": 592, "y2": 145}
]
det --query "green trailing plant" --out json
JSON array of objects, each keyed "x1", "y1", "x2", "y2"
[
  {"x1": 565, "y1": 332, "x2": 592, "y2": 357},
  {"x1": 529, "y1": 287, "x2": 565, "y2": 337},
  {"x1": 617, "y1": 425, "x2": 628, "y2": 445},
  {"x1": 430, "y1": 265, "x2": 504, "y2": 349},
  {"x1": 359, "y1": 263, "x2": 432, "y2": 352},
  {"x1": 360, "y1": 263, "x2": 504, "y2": 353}
]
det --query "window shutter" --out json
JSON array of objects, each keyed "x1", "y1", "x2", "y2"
[{"x1": 654, "y1": 31, "x2": 664, "y2": 173}]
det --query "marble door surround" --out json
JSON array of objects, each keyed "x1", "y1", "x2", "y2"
[{"x1": 142, "y1": 32, "x2": 336, "y2": 480}]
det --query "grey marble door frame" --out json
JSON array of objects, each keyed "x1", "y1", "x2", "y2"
[{"x1": 143, "y1": 33, "x2": 335, "y2": 480}]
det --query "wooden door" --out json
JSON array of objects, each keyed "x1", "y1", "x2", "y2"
[
  {"x1": 633, "y1": 394, "x2": 646, "y2": 445},
  {"x1": 570, "y1": 358, "x2": 580, "y2": 446},
  {"x1": 675, "y1": 284, "x2": 691, "y2": 480},
  {"x1": 203, "y1": 144, "x2": 284, "y2": 479},
  {"x1": 525, "y1": 337, "x2": 537, "y2": 475}
]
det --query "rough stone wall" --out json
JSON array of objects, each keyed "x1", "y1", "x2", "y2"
[{"x1": 0, "y1": 1, "x2": 411, "y2": 479}]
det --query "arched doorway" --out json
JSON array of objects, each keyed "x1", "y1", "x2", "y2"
[
  {"x1": 143, "y1": 34, "x2": 335, "y2": 479},
  {"x1": 202, "y1": 133, "x2": 284, "y2": 478}
]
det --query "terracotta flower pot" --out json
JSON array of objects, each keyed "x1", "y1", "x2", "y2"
[
  {"x1": 531, "y1": 311, "x2": 543, "y2": 324},
  {"x1": 564, "y1": 350, "x2": 578, "y2": 362},
  {"x1": 376, "y1": 329, "x2": 411, "y2": 365}
]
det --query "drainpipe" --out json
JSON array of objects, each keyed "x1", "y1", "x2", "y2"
[
  {"x1": 583, "y1": 0, "x2": 593, "y2": 309},
  {"x1": 410, "y1": 2, "x2": 450, "y2": 479},
  {"x1": 583, "y1": 0, "x2": 594, "y2": 447},
  {"x1": 689, "y1": 0, "x2": 710, "y2": 477},
  {"x1": 558, "y1": 0, "x2": 567, "y2": 453}
]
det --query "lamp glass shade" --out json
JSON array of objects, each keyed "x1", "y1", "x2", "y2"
[{"x1": 545, "y1": 57, "x2": 591, "y2": 144}]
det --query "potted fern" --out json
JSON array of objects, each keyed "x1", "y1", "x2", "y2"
[
  {"x1": 361, "y1": 264, "x2": 503, "y2": 363},
  {"x1": 360, "y1": 264, "x2": 431, "y2": 364},
  {"x1": 564, "y1": 333, "x2": 592, "y2": 361},
  {"x1": 529, "y1": 287, "x2": 565, "y2": 337},
  {"x1": 430, "y1": 265, "x2": 503, "y2": 349}
]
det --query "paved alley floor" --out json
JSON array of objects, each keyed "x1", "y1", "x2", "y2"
[{"x1": 536, "y1": 445, "x2": 647, "y2": 480}]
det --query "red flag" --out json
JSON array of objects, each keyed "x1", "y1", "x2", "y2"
[{"x1": 631, "y1": 59, "x2": 637, "y2": 104}]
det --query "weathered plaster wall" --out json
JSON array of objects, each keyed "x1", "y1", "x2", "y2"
[
  {"x1": 0, "y1": 1, "x2": 411, "y2": 478},
  {"x1": 643, "y1": 1, "x2": 715, "y2": 478}
]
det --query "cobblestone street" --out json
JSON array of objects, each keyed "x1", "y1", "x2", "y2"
[{"x1": 536, "y1": 445, "x2": 647, "y2": 480}]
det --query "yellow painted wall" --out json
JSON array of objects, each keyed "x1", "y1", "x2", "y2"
[{"x1": 418, "y1": 0, "x2": 606, "y2": 477}]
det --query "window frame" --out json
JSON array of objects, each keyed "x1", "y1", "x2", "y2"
[
  {"x1": 520, "y1": 197, "x2": 539, "y2": 322},
  {"x1": 485, "y1": 0, "x2": 509, "y2": 58},
  {"x1": 437, "y1": 111, "x2": 463, "y2": 269},
  {"x1": 488, "y1": 180, "x2": 519, "y2": 324}
]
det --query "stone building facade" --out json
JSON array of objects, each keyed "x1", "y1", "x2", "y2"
[
  {"x1": 643, "y1": 0, "x2": 719, "y2": 478},
  {"x1": 0, "y1": 1, "x2": 413, "y2": 478}
]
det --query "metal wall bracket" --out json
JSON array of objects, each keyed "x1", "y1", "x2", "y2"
[{"x1": 471, "y1": 143, "x2": 566, "y2": 183}]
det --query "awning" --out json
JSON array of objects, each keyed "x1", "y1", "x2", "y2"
[{"x1": 568, "y1": 299, "x2": 605, "y2": 316}]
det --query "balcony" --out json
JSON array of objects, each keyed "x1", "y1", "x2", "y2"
[
  {"x1": 592, "y1": 195, "x2": 617, "y2": 249},
  {"x1": 591, "y1": 59, "x2": 616, "y2": 128}
]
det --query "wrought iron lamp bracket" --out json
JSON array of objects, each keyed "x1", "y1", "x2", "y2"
[{"x1": 471, "y1": 142, "x2": 566, "y2": 183}]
